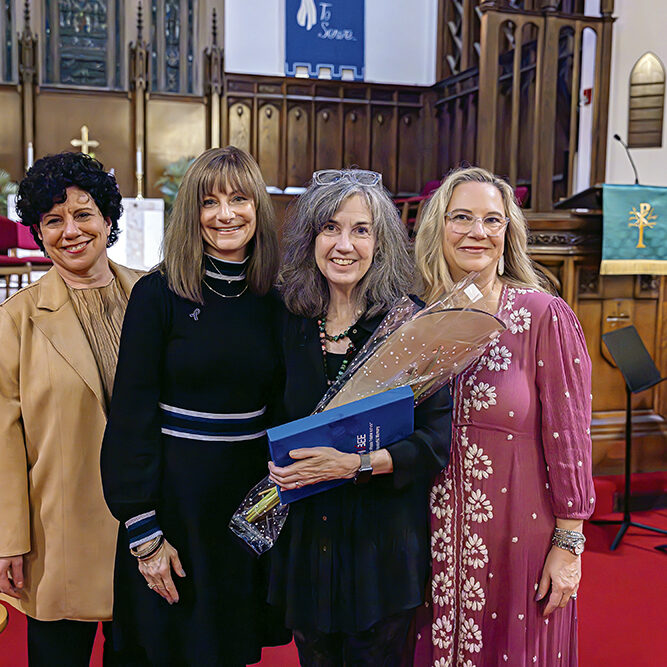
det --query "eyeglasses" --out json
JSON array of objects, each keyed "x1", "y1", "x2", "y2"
[
  {"x1": 445, "y1": 212, "x2": 509, "y2": 237},
  {"x1": 313, "y1": 169, "x2": 382, "y2": 187}
]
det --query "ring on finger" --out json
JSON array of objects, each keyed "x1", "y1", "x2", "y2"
[
  {"x1": 571, "y1": 593, "x2": 577, "y2": 600},
  {"x1": 147, "y1": 582, "x2": 156, "y2": 590},
  {"x1": 295, "y1": 481, "x2": 301, "y2": 487}
]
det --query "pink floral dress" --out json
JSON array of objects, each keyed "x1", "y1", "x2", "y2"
[{"x1": 413, "y1": 287, "x2": 595, "y2": 667}]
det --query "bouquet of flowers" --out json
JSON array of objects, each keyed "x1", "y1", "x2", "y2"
[{"x1": 229, "y1": 274, "x2": 506, "y2": 554}]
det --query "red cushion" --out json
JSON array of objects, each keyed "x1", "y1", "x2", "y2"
[
  {"x1": 16, "y1": 222, "x2": 41, "y2": 250},
  {"x1": 0, "y1": 217, "x2": 18, "y2": 250},
  {"x1": 0, "y1": 256, "x2": 30, "y2": 266},
  {"x1": 19, "y1": 255, "x2": 52, "y2": 265}
]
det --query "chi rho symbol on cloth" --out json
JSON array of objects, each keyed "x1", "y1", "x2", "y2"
[{"x1": 628, "y1": 202, "x2": 657, "y2": 249}]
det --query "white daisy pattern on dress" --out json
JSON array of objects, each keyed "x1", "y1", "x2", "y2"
[
  {"x1": 508, "y1": 307, "x2": 531, "y2": 334},
  {"x1": 486, "y1": 344, "x2": 512, "y2": 371},
  {"x1": 469, "y1": 382, "x2": 497, "y2": 411}
]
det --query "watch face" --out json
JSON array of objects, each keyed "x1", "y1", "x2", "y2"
[{"x1": 574, "y1": 542, "x2": 584, "y2": 555}]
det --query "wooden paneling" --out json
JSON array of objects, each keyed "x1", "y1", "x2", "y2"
[
  {"x1": 370, "y1": 108, "x2": 397, "y2": 193},
  {"x1": 285, "y1": 105, "x2": 311, "y2": 187},
  {"x1": 34, "y1": 89, "x2": 134, "y2": 197},
  {"x1": 145, "y1": 97, "x2": 207, "y2": 198},
  {"x1": 397, "y1": 111, "x2": 421, "y2": 194},
  {"x1": 343, "y1": 107, "x2": 369, "y2": 170},
  {"x1": 222, "y1": 75, "x2": 431, "y2": 194},
  {"x1": 314, "y1": 105, "x2": 342, "y2": 172},
  {"x1": 0, "y1": 86, "x2": 23, "y2": 180},
  {"x1": 228, "y1": 102, "x2": 252, "y2": 154},
  {"x1": 257, "y1": 102, "x2": 281, "y2": 187}
]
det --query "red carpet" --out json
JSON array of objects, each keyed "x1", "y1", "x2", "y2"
[{"x1": 1, "y1": 510, "x2": 665, "y2": 666}]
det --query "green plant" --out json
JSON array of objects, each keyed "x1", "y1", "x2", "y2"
[
  {"x1": 0, "y1": 169, "x2": 18, "y2": 217},
  {"x1": 154, "y1": 157, "x2": 196, "y2": 210}
]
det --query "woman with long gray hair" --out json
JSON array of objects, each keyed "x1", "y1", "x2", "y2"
[{"x1": 267, "y1": 169, "x2": 452, "y2": 666}]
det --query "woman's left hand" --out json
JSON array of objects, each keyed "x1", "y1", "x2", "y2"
[
  {"x1": 268, "y1": 447, "x2": 359, "y2": 489},
  {"x1": 535, "y1": 545, "x2": 581, "y2": 616}
]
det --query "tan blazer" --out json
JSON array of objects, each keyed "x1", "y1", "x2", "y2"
[{"x1": 0, "y1": 261, "x2": 141, "y2": 621}]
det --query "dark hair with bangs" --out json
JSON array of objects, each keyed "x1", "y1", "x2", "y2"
[
  {"x1": 160, "y1": 146, "x2": 280, "y2": 304},
  {"x1": 16, "y1": 152, "x2": 122, "y2": 251}
]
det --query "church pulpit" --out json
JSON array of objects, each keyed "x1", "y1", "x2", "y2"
[{"x1": 527, "y1": 210, "x2": 667, "y2": 477}]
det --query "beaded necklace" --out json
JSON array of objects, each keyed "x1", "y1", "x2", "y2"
[{"x1": 317, "y1": 316, "x2": 356, "y2": 386}]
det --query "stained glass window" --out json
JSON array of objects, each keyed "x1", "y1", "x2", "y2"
[
  {"x1": 44, "y1": 0, "x2": 124, "y2": 88},
  {"x1": 151, "y1": 0, "x2": 195, "y2": 94},
  {"x1": 0, "y1": 0, "x2": 15, "y2": 82}
]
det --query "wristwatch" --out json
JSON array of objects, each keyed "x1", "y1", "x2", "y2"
[
  {"x1": 551, "y1": 528, "x2": 586, "y2": 555},
  {"x1": 354, "y1": 453, "x2": 373, "y2": 484}
]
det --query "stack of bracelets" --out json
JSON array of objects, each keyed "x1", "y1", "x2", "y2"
[
  {"x1": 130, "y1": 535, "x2": 164, "y2": 561},
  {"x1": 551, "y1": 527, "x2": 586, "y2": 555}
]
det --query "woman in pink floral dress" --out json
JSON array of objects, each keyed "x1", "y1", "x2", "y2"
[{"x1": 412, "y1": 167, "x2": 595, "y2": 666}]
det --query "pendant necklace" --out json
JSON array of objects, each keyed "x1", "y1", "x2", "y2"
[
  {"x1": 203, "y1": 256, "x2": 248, "y2": 298},
  {"x1": 203, "y1": 279, "x2": 248, "y2": 299},
  {"x1": 318, "y1": 315, "x2": 356, "y2": 386}
]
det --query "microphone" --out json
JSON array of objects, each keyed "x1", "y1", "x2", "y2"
[{"x1": 613, "y1": 134, "x2": 640, "y2": 185}]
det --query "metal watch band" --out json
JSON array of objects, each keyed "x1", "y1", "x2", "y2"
[{"x1": 354, "y1": 452, "x2": 373, "y2": 484}]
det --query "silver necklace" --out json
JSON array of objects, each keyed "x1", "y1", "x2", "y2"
[
  {"x1": 205, "y1": 256, "x2": 246, "y2": 284},
  {"x1": 203, "y1": 279, "x2": 248, "y2": 299}
]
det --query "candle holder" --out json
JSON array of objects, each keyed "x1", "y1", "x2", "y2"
[{"x1": 136, "y1": 172, "x2": 144, "y2": 200}]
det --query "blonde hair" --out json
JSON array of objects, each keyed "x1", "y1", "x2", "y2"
[
  {"x1": 415, "y1": 166, "x2": 550, "y2": 304},
  {"x1": 160, "y1": 147, "x2": 279, "y2": 304}
]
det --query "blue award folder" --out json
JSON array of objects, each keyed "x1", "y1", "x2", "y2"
[{"x1": 268, "y1": 386, "x2": 414, "y2": 503}]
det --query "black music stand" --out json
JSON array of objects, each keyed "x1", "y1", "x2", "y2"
[{"x1": 595, "y1": 326, "x2": 667, "y2": 551}]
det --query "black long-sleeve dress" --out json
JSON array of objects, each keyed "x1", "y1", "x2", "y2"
[
  {"x1": 101, "y1": 257, "x2": 290, "y2": 666},
  {"x1": 268, "y1": 306, "x2": 453, "y2": 634}
]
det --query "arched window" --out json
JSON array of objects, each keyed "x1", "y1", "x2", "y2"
[{"x1": 628, "y1": 52, "x2": 665, "y2": 148}]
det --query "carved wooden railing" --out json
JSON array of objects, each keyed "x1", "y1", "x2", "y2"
[{"x1": 435, "y1": 0, "x2": 615, "y2": 211}]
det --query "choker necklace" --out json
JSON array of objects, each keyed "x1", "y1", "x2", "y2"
[
  {"x1": 203, "y1": 279, "x2": 248, "y2": 299},
  {"x1": 318, "y1": 315, "x2": 356, "y2": 386},
  {"x1": 205, "y1": 255, "x2": 246, "y2": 284}
]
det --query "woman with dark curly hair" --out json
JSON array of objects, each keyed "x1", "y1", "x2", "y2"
[{"x1": 0, "y1": 152, "x2": 141, "y2": 666}]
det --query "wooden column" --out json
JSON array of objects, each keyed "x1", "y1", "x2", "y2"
[
  {"x1": 204, "y1": 9, "x2": 224, "y2": 149},
  {"x1": 18, "y1": 0, "x2": 37, "y2": 171},
  {"x1": 476, "y1": 8, "x2": 500, "y2": 171},
  {"x1": 129, "y1": 2, "x2": 149, "y2": 195},
  {"x1": 591, "y1": 1, "x2": 615, "y2": 186}
]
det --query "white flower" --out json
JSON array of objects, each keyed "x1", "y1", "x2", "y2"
[
  {"x1": 431, "y1": 528, "x2": 451, "y2": 561},
  {"x1": 430, "y1": 483, "x2": 451, "y2": 518},
  {"x1": 470, "y1": 382, "x2": 497, "y2": 411},
  {"x1": 464, "y1": 533, "x2": 489, "y2": 569},
  {"x1": 432, "y1": 571, "x2": 454, "y2": 607},
  {"x1": 463, "y1": 577, "x2": 486, "y2": 611},
  {"x1": 509, "y1": 307, "x2": 531, "y2": 334},
  {"x1": 486, "y1": 344, "x2": 512, "y2": 371},
  {"x1": 467, "y1": 490, "x2": 494, "y2": 522},
  {"x1": 461, "y1": 617, "x2": 483, "y2": 653},
  {"x1": 433, "y1": 658, "x2": 451, "y2": 667},
  {"x1": 432, "y1": 615, "x2": 453, "y2": 649},
  {"x1": 464, "y1": 443, "x2": 494, "y2": 480}
]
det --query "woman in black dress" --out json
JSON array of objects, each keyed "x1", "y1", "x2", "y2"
[
  {"x1": 267, "y1": 170, "x2": 452, "y2": 666},
  {"x1": 101, "y1": 147, "x2": 290, "y2": 665}
]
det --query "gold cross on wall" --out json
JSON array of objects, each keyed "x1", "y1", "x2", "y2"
[{"x1": 70, "y1": 125, "x2": 100, "y2": 155}]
